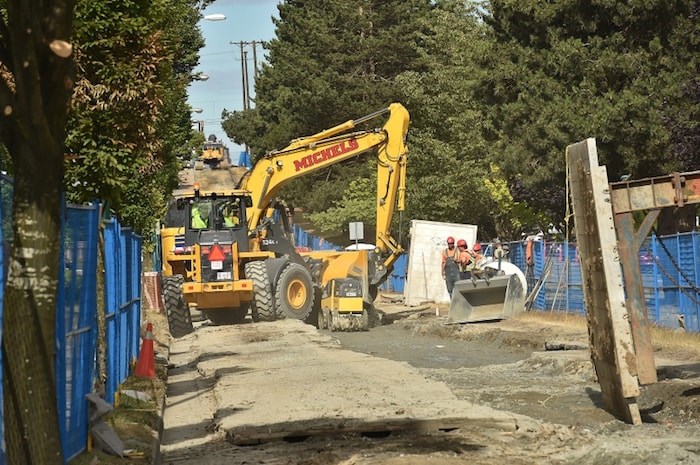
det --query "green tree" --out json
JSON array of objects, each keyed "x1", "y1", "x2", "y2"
[
  {"x1": 478, "y1": 0, "x2": 699, "y2": 223},
  {"x1": 394, "y1": 0, "x2": 506, "y2": 239},
  {"x1": 222, "y1": 0, "x2": 434, "y2": 226},
  {"x1": 0, "y1": 1, "x2": 75, "y2": 462},
  {"x1": 66, "y1": 0, "x2": 204, "y2": 237}
]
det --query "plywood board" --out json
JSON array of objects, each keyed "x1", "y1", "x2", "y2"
[
  {"x1": 404, "y1": 220, "x2": 477, "y2": 305},
  {"x1": 566, "y1": 138, "x2": 641, "y2": 425}
]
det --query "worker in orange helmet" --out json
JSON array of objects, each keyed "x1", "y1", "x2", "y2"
[
  {"x1": 457, "y1": 239, "x2": 474, "y2": 281},
  {"x1": 470, "y1": 242, "x2": 491, "y2": 283},
  {"x1": 441, "y1": 236, "x2": 459, "y2": 296}
]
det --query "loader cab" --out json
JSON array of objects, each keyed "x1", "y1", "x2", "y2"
[{"x1": 178, "y1": 195, "x2": 252, "y2": 252}]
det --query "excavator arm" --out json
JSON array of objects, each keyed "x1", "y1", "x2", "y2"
[{"x1": 239, "y1": 103, "x2": 410, "y2": 276}]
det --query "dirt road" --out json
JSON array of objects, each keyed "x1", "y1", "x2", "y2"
[{"x1": 160, "y1": 303, "x2": 700, "y2": 465}]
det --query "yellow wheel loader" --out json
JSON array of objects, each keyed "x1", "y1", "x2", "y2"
[
  {"x1": 159, "y1": 103, "x2": 410, "y2": 336},
  {"x1": 200, "y1": 134, "x2": 229, "y2": 169}
]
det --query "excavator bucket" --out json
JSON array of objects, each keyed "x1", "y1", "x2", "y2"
[{"x1": 447, "y1": 274, "x2": 525, "y2": 324}]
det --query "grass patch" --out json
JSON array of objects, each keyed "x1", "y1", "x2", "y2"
[
  {"x1": 515, "y1": 310, "x2": 588, "y2": 330},
  {"x1": 518, "y1": 310, "x2": 700, "y2": 360}
]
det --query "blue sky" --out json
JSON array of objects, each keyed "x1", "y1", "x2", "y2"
[{"x1": 187, "y1": 0, "x2": 279, "y2": 158}]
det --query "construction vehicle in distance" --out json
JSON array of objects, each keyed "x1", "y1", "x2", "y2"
[
  {"x1": 199, "y1": 134, "x2": 229, "y2": 169},
  {"x1": 159, "y1": 103, "x2": 409, "y2": 336}
]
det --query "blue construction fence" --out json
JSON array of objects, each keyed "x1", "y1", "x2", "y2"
[
  {"x1": 501, "y1": 234, "x2": 700, "y2": 332},
  {"x1": 0, "y1": 175, "x2": 142, "y2": 463},
  {"x1": 237, "y1": 150, "x2": 252, "y2": 168},
  {"x1": 292, "y1": 224, "x2": 341, "y2": 252}
]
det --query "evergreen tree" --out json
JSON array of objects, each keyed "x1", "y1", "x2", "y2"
[
  {"x1": 478, "y1": 0, "x2": 699, "y2": 222},
  {"x1": 222, "y1": 0, "x2": 433, "y2": 224}
]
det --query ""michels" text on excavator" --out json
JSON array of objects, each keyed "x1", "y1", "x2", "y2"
[{"x1": 293, "y1": 139, "x2": 359, "y2": 171}]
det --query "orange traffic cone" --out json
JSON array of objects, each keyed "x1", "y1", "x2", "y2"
[{"x1": 135, "y1": 323, "x2": 156, "y2": 378}]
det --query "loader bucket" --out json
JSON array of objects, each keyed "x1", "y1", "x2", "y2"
[{"x1": 447, "y1": 274, "x2": 525, "y2": 324}]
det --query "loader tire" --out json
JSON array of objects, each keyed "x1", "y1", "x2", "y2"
[
  {"x1": 162, "y1": 275, "x2": 194, "y2": 338},
  {"x1": 275, "y1": 263, "x2": 315, "y2": 321},
  {"x1": 245, "y1": 261, "x2": 276, "y2": 322},
  {"x1": 204, "y1": 305, "x2": 248, "y2": 325}
]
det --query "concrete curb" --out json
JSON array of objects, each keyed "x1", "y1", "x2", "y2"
[{"x1": 151, "y1": 344, "x2": 170, "y2": 465}]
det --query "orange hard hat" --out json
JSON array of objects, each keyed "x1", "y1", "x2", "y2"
[
  {"x1": 446, "y1": 236, "x2": 455, "y2": 244},
  {"x1": 473, "y1": 243, "x2": 482, "y2": 251},
  {"x1": 457, "y1": 239, "x2": 467, "y2": 248}
]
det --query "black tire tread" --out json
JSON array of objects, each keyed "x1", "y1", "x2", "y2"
[
  {"x1": 245, "y1": 261, "x2": 275, "y2": 322},
  {"x1": 162, "y1": 275, "x2": 194, "y2": 338}
]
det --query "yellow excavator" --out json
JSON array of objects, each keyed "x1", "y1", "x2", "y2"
[{"x1": 159, "y1": 103, "x2": 409, "y2": 336}]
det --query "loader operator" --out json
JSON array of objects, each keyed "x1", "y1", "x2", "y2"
[
  {"x1": 441, "y1": 236, "x2": 460, "y2": 297},
  {"x1": 191, "y1": 202, "x2": 209, "y2": 229}
]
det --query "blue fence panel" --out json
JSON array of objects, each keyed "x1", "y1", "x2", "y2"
[
  {"x1": 389, "y1": 254, "x2": 408, "y2": 293},
  {"x1": 0, "y1": 188, "x2": 142, "y2": 462},
  {"x1": 291, "y1": 224, "x2": 340, "y2": 251},
  {"x1": 104, "y1": 219, "x2": 121, "y2": 404},
  {"x1": 509, "y1": 233, "x2": 700, "y2": 331},
  {"x1": 126, "y1": 229, "x2": 141, "y2": 360},
  {"x1": 237, "y1": 151, "x2": 252, "y2": 168},
  {"x1": 57, "y1": 204, "x2": 100, "y2": 462},
  {"x1": 103, "y1": 220, "x2": 142, "y2": 405}
]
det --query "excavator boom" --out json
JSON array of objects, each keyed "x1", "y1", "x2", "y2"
[{"x1": 240, "y1": 103, "x2": 410, "y2": 277}]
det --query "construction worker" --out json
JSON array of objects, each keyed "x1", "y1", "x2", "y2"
[
  {"x1": 469, "y1": 243, "x2": 485, "y2": 281},
  {"x1": 441, "y1": 236, "x2": 459, "y2": 297},
  {"x1": 457, "y1": 239, "x2": 473, "y2": 280},
  {"x1": 223, "y1": 206, "x2": 240, "y2": 227},
  {"x1": 191, "y1": 203, "x2": 208, "y2": 229}
]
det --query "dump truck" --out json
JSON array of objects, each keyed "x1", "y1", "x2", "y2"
[{"x1": 159, "y1": 103, "x2": 409, "y2": 336}]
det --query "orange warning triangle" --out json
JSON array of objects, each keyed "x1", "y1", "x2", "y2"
[{"x1": 208, "y1": 244, "x2": 226, "y2": 261}]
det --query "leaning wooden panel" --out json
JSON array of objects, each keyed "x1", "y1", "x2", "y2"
[{"x1": 566, "y1": 138, "x2": 641, "y2": 425}]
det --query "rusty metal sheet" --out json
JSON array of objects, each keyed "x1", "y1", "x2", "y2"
[
  {"x1": 566, "y1": 138, "x2": 641, "y2": 425},
  {"x1": 610, "y1": 170, "x2": 700, "y2": 213}
]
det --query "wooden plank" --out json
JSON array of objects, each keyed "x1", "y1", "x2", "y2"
[{"x1": 566, "y1": 138, "x2": 641, "y2": 425}]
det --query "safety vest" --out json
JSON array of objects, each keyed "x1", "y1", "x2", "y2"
[{"x1": 191, "y1": 207, "x2": 207, "y2": 228}]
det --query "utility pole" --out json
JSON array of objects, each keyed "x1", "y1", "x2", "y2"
[
  {"x1": 252, "y1": 40, "x2": 260, "y2": 79},
  {"x1": 230, "y1": 40, "x2": 264, "y2": 111},
  {"x1": 242, "y1": 50, "x2": 250, "y2": 111}
]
